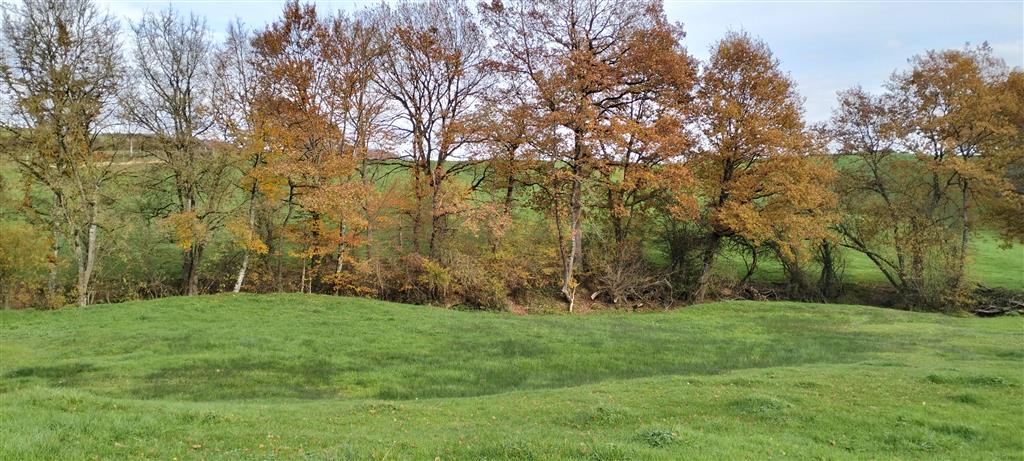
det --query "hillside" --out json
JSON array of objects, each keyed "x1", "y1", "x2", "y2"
[{"x1": 1, "y1": 294, "x2": 1022, "y2": 459}]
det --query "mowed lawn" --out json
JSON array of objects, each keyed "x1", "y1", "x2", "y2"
[{"x1": 1, "y1": 294, "x2": 1022, "y2": 460}]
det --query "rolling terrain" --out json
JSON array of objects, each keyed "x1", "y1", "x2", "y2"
[{"x1": 1, "y1": 294, "x2": 1022, "y2": 459}]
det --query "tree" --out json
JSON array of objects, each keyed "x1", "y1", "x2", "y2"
[
  {"x1": 251, "y1": 1, "x2": 371, "y2": 292},
  {"x1": 211, "y1": 19, "x2": 267, "y2": 293},
  {"x1": 1, "y1": 0, "x2": 122, "y2": 306},
  {"x1": 832, "y1": 87, "x2": 953, "y2": 305},
  {"x1": 320, "y1": 10, "x2": 390, "y2": 286},
  {"x1": 833, "y1": 47, "x2": 1021, "y2": 307},
  {"x1": 891, "y1": 44, "x2": 1019, "y2": 290},
  {"x1": 689, "y1": 32, "x2": 837, "y2": 301},
  {"x1": 121, "y1": 7, "x2": 233, "y2": 296},
  {"x1": 892, "y1": 42, "x2": 1019, "y2": 288},
  {"x1": 480, "y1": 0, "x2": 694, "y2": 310},
  {"x1": 374, "y1": 0, "x2": 492, "y2": 259},
  {"x1": 981, "y1": 69, "x2": 1024, "y2": 245}
]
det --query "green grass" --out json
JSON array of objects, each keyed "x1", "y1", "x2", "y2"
[
  {"x1": 2, "y1": 294, "x2": 1022, "y2": 459},
  {"x1": 721, "y1": 233, "x2": 1024, "y2": 290}
]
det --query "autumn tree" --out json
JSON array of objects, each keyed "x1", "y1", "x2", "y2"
[
  {"x1": 252, "y1": 1, "x2": 373, "y2": 292},
  {"x1": 833, "y1": 46, "x2": 1021, "y2": 307},
  {"x1": 981, "y1": 69, "x2": 1024, "y2": 244},
  {"x1": 374, "y1": 0, "x2": 492, "y2": 259},
  {"x1": 831, "y1": 86, "x2": 951, "y2": 304},
  {"x1": 689, "y1": 32, "x2": 837, "y2": 301},
  {"x1": 121, "y1": 7, "x2": 234, "y2": 296},
  {"x1": 211, "y1": 19, "x2": 269, "y2": 292},
  {"x1": 480, "y1": 0, "x2": 696, "y2": 310},
  {"x1": 891, "y1": 43, "x2": 1019, "y2": 290},
  {"x1": 320, "y1": 11, "x2": 390, "y2": 289},
  {"x1": 479, "y1": 88, "x2": 535, "y2": 223},
  {"x1": 0, "y1": 0, "x2": 122, "y2": 306}
]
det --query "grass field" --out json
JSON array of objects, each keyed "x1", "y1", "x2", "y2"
[
  {"x1": 1, "y1": 294, "x2": 1022, "y2": 459},
  {"x1": 721, "y1": 233, "x2": 1024, "y2": 290}
]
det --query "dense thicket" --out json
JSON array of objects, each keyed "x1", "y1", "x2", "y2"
[{"x1": 2, "y1": 0, "x2": 1020, "y2": 311}]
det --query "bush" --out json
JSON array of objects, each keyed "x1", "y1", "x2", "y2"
[
  {"x1": 0, "y1": 221, "x2": 55, "y2": 308},
  {"x1": 585, "y1": 241, "x2": 673, "y2": 308}
]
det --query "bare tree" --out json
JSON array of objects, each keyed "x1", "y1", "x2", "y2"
[
  {"x1": 121, "y1": 7, "x2": 232, "y2": 296},
  {"x1": 1, "y1": 0, "x2": 122, "y2": 306},
  {"x1": 211, "y1": 19, "x2": 262, "y2": 293},
  {"x1": 373, "y1": 0, "x2": 492, "y2": 259},
  {"x1": 480, "y1": 0, "x2": 690, "y2": 310}
]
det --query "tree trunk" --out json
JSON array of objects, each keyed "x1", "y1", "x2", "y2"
[
  {"x1": 411, "y1": 172, "x2": 423, "y2": 255},
  {"x1": 818, "y1": 239, "x2": 838, "y2": 298},
  {"x1": 233, "y1": 251, "x2": 249, "y2": 293},
  {"x1": 428, "y1": 179, "x2": 443, "y2": 260},
  {"x1": 183, "y1": 244, "x2": 203, "y2": 296},
  {"x1": 692, "y1": 232, "x2": 721, "y2": 302},
  {"x1": 504, "y1": 177, "x2": 515, "y2": 216},
  {"x1": 300, "y1": 257, "x2": 308, "y2": 294},
  {"x1": 739, "y1": 243, "x2": 758, "y2": 286},
  {"x1": 955, "y1": 181, "x2": 970, "y2": 289},
  {"x1": 75, "y1": 219, "x2": 99, "y2": 307},
  {"x1": 335, "y1": 216, "x2": 347, "y2": 277},
  {"x1": 560, "y1": 174, "x2": 584, "y2": 312},
  {"x1": 234, "y1": 182, "x2": 259, "y2": 293},
  {"x1": 47, "y1": 219, "x2": 60, "y2": 299}
]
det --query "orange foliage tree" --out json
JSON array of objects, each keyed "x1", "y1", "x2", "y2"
[
  {"x1": 480, "y1": 0, "x2": 698, "y2": 310},
  {"x1": 833, "y1": 44, "x2": 1022, "y2": 306},
  {"x1": 689, "y1": 32, "x2": 838, "y2": 301},
  {"x1": 891, "y1": 44, "x2": 1021, "y2": 289}
]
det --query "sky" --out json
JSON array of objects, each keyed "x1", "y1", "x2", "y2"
[{"x1": 86, "y1": 0, "x2": 1024, "y2": 123}]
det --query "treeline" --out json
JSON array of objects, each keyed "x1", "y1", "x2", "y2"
[{"x1": 1, "y1": 0, "x2": 1020, "y2": 311}]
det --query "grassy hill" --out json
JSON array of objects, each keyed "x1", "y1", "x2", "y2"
[{"x1": 1, "y1": 294, "x2": 1022, "y2": 459}]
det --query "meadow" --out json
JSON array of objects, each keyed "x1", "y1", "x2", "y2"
[
  {"x1": 2, "y1": 294, "x2": 1022, "y2": 459},
  {"x1": 720, "y1": 233, "x2": 1024, "y2": 291}
]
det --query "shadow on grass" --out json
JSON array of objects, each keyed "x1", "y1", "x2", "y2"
[
  {"x1": 4, "y1": 362, "x2": 97, "y2": 386},
  {"x1": 108, "y1": 317, "x2": 909, "y2": 401},
  {"x1": 131, "y1": 357, "x2": 339, "y2": 400}
]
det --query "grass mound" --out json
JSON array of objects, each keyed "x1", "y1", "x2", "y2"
[{"x1": 1, "y1": 294, "x2": 1022, "y2": 459}]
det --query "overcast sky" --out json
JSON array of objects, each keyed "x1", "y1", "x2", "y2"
[{"x1": 89, "y1": 0, "x2": 1024, "y2": 123}]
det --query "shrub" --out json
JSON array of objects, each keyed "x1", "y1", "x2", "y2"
[{"x1": 584, "y1": 240, "x2": 672, "y2": 308}]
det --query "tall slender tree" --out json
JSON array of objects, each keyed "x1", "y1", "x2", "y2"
[
  {"x1": 374, "y1": 0, "x2": 492, "y2": 259},
  {"x1": 251, "y1": 1, "x2": 371, "y2": 292},
  {"x1": 211, "y1": 19, "x2": 267, "y2": 293},
  {"x1": 1, "y1": 0, "x2": 122, "y2": 306},
  {"x1": 121, "y1": 7, "x2": 232, "y2": 296},
  {"x1": 891, "y1": 44, "x2": 1017, "y2": 290}
]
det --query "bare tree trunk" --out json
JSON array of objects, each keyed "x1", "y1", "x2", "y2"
[
  {"x1": 560, "y1": 174, "x2": 583, "y2": 312},
  {"x1": 47, "y1": 212, "x2": 60, "y2": 299},
  {"x1": 411, "y1": 182, "x2": 423, "y2": 254},
  {"x1": 75, "y1": 218, "x2": 99, "y2": 307},
  {"x1": 234, "y1": 181, "x2": 259, "y2": 293},
  {"x1": 818, "y1": 239, "x2": 838, "y2": 298},
  {"x1": 739, "y1": 243, "x2": 758, "y2": 286},
  {"x1": 233, "y1": 252, "x2": 249, "y2": 293},
  {"x1": 955, "y1": 181, "x2": 970, "y2": 289},
  {"x1": 693, "y1": 232, "x2": 721, "y2": 302},
  {"x1": 339, "y1": 226, "x2": 352, "y2": 274},
  {"x1": 365, "y1": 222, "x2": 374, "y2": 261},
  {"x1": 184, "y1": 244, "x2": 203, "y2": 296},
  {"x1": 74, "y1": 233, "x2": 86, "y2": 307},
  {"x1": 504, "y1": 176, "x2": 515, "y2": 216},
  {"x1": 428, "y1": 179, "x2": 444, "y2": 260}
]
